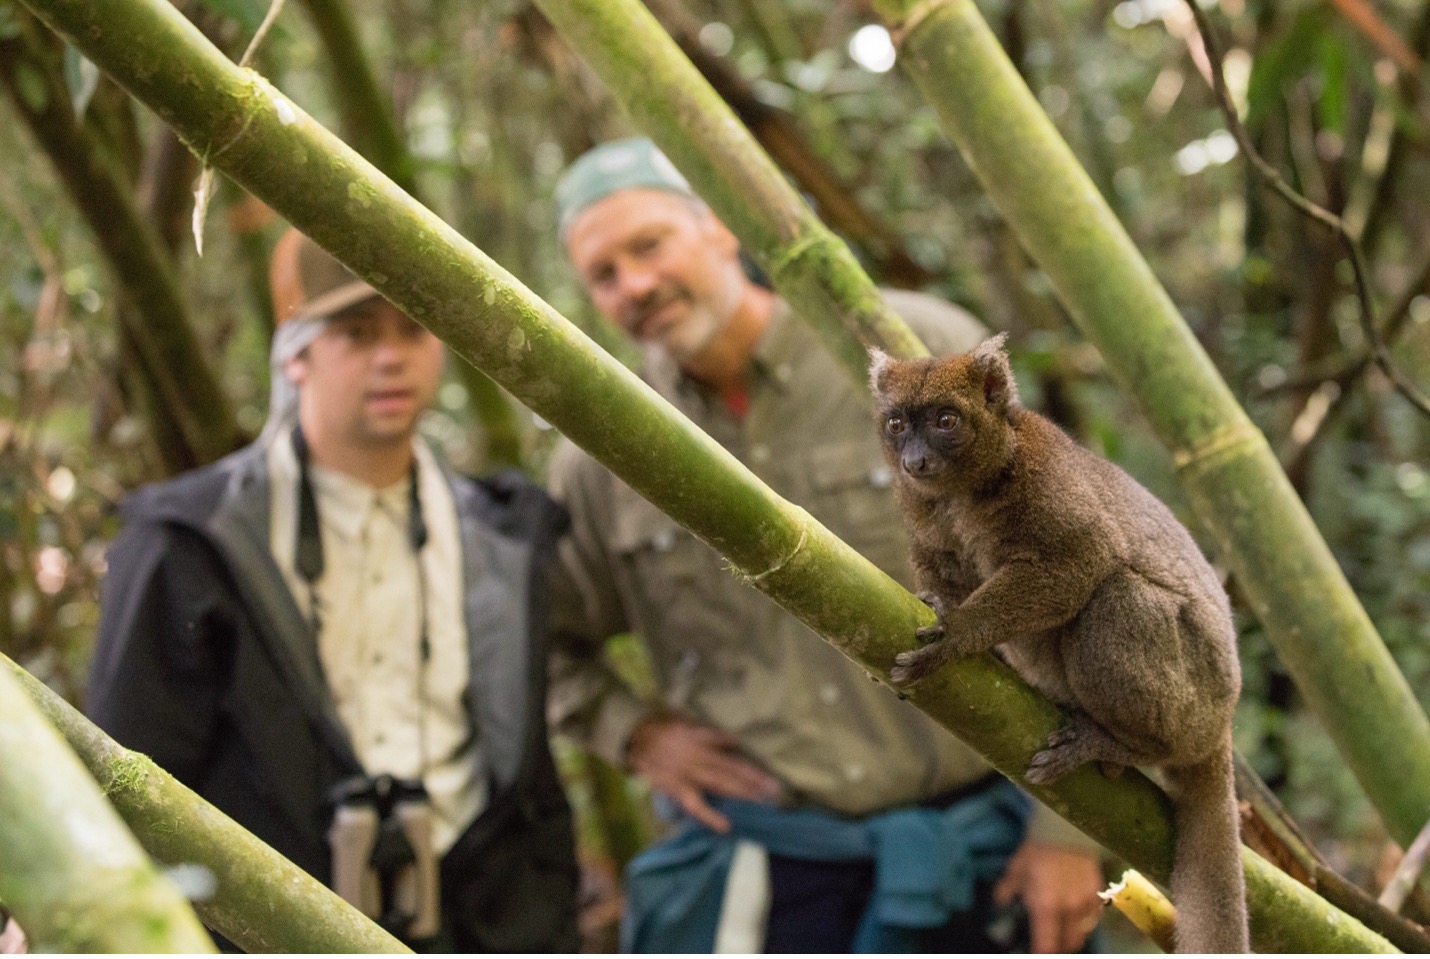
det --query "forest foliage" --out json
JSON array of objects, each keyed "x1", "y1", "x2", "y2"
[{"x1": 2, "y1": 0, "x2": 1429, "y2": 928}]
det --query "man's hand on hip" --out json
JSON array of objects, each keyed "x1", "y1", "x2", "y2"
[{"x1": 626, "y1": 715, "x2": 782, "y2": 833}]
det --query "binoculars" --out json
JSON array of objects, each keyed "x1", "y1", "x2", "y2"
[{"x1": 327, "y1": 774, "x2": 440, "y2": 940}]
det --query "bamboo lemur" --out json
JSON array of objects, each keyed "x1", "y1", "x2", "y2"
[{"x1": 870, "y1": 335, "x2": 1248, "y2": 954}]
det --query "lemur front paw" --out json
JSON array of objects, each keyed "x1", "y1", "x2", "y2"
[{"x1": 890, "y1": 639, "x2": 956, "y2": 686}]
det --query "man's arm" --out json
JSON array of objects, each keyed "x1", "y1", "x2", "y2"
[
  {"x1": 544, "y1": 442, "x2": 654, "y2": 762},
  {"x1": 545, "y1": 443, "x2": 780, "y2": 830}
]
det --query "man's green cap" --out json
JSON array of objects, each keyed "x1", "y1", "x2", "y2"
[{"x1": 554, "y1": 138, "x2": 697, "y2": 237}]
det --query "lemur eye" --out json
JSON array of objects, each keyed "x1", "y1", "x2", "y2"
[
  {"x1": 886, "y1": 415, "x2": 906, "y2": 435},
  {"x1": 935, "y1": 410, "x2": 959, "y2": 430}
]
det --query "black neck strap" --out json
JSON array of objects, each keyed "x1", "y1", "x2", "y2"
[
  {"x1": 290, "y1": 423, "x2": 426, "y2": 589},
  {"x1": 290, "y1": 423, "x2": 435, "y2": 776}
]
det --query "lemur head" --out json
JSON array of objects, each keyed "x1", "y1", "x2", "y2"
[{"x1": 869, "y1": 334, "x2": 1020, "y2": 495}]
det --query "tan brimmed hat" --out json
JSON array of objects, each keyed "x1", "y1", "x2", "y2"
[{"x1": 269, "y1": 228, "x2": 381, "y2": 326}]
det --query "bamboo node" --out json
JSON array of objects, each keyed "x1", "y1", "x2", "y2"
[
  {"x1": 767, "y1": 232, "x2": 835, "y2": 283},
  {"x1": 204, "y1": 72, "x2": 267, "y2": 160},
  {"x1": 890, "y1": 0, "x2": 953, "y2": 50},
  {"x1": 744, "y1": 527, "x2": 809, "y2": 583},
  {"x1": 1171, "y1": 421, "x2": 1262, "y2": 477}
]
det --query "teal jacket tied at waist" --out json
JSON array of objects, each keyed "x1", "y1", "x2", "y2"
[{"x1": 622, "y1": 777, "x2": 1032, "y2": 952}]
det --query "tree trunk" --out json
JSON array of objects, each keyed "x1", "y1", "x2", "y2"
[
  {"x1": 0, "y1": 7, "x2": 241, "y2": 472},
  {"x1": 1, "y1": 655, "x2": 409, "y2": 954},
  {"x1": 10, "y1": 0, "x2": 1405, "y2": 948},
  {"x1": 0, "y1": 664, "x2": 215, "y2": 952},
  {"x1": 871, "y1": 0, "x2": 1430, "y2": 851}
]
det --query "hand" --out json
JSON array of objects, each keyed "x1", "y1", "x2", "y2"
[
  {"x1": 0, "y1": 915, "x2": 27, "y2": 955},
  {"x1": 625, "y1": 715, "x2": 783, "y2": 833},
  {"x1": 992, "y1": 842, "x2": 1105, "y2": 954}
]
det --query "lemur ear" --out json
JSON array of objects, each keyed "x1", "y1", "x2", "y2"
[
  {"x1": 969, "y1": 333, "x2": 1019, "y2": 409},
  {"x1": 868, "y1": 347, "x2": 893, "y2": 395}
]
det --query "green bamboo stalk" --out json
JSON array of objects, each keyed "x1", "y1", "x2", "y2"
[
  {"x1": 642, "y1": 0, "x2": 933, "y2": 289},
  {"x1": 0, "y1": 7, "x2": 241, "y2": 471},
  {"x1": 1, "y1": 655, "x2": 409, "y2": 954},
  {"x1": 296, "y1": 0, "x2": 524, "y2": 469},
  {"x1": 873, "y1": 0, "x2": 1430, "y2": 849},
  {"x1": 531, "y1": 0, "x2": 929, "y2": 379},
  {"x1": 0, "y1": 665, "x2": 216, "y2": 952},
  {"x1": 14, "y1": 0, "x2": 1396, "y2": 948}
]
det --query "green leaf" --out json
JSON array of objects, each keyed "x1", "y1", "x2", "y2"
[
  {"x1": 1314, "y1": 30, "x2": 1349, "y2": 137},
  {"x1": 13, "y1": 61, "x2": 47, "y2": 113},
  {"x1": 1245, "y1": 6, "x2": 1328, "y2": 130},
  {"x1": 0, "y1": 6, "x2": 21, "y2": 40},
  {"x1": 62, "y1": 44, "x2": 99, "y2": 118}
]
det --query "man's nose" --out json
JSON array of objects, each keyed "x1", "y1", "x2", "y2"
[
  {"x1": 372, "y1": 331, "x2": 408, "y2": 366},
  {"x1": 615, "y1": 263, "x2": 660, "y2": 304}
]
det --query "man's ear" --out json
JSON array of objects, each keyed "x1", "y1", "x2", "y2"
[
  {"x1": 283, "y1": 354, "x2": 308, "y2": 389},
  {"x1": 969, "y1": 333, "x2": 1018, "y2": 409}
]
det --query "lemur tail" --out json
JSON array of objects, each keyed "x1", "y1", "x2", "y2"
[{"x1": 1164, "y1": 736, "x2": 1249, "y2": 953}]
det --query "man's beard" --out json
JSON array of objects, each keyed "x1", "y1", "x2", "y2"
[{"x1": 627, "y1": 282, "x2": 732, "y2": 362}]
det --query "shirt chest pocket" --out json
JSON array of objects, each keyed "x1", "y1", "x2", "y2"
[
  {"x1": 607, "y1": 491, "x2": 754, "y2": 683},
  {"x1": 805, "y1": 440, "x2": 912, "y2": 582}
]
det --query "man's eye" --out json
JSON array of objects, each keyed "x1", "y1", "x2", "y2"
[
  {"x1": 936, "y1": 411, "x2": 958, "y2": 430},
  {"x1": 342, "y1": 323, "x2": 377, "y2": 345},
  {"x1": 886, "y1": 415, "x2": 906, "y2": 435},
  {"x1": 632, "y1": 234, "x2": 661, "y2": 257}
]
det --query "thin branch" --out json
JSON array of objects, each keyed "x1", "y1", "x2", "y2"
[
  {"x1": 1381, "y1": 817, "x2": 1430, "y2": 914},
  {"x1": 1255, "y1": 248, "x2": 1425, "y2": 398},
  {"x1": 1184, "y1": 0, "x2": 1430, "y2": 417},
  {"x1": 1235, "y1": 755, "x2": 1430, "y2": 953}
]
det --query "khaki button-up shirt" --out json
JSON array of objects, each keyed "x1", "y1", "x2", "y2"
[
  {"x1": 549, "y1": 293, "x2": 1093, "y2": 848},
  {"x1": 268, "y1": 435, "x2": 485, "y2": 853}
]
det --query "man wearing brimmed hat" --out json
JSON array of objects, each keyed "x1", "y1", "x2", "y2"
[
  {"x1": 547, "y1": 139, "x2": 1105, "y2": 953},
  {"x1": 88, "y1": 229, "x2": 579, "y2": 951}
]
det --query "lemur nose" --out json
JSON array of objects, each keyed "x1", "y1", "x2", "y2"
[{"x1": 901, "y1": 452, "x2": 929, "y2": 475}]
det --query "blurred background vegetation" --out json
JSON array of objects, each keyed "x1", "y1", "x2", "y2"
[{"x1": 2, "y1": 0, "x2": 1428, "y2": 947}]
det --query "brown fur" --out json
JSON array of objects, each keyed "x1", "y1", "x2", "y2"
[{"x1": 869, "y1": 336, "x2": 1248, "y2": 953}]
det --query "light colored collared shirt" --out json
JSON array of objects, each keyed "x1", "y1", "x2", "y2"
[
  {"x1": 549, "y1": 294, "x2": 1095, "y2": 849},
  {"x1": 268, "y1": 434, "x2": 484, "y2": 853}
]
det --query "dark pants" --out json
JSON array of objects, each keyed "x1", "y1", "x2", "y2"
[{"x1": 763, "y1": 854, "x2": 1020, "y2": 953}]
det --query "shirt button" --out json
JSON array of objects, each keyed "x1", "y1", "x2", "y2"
[
  {"x1": 869, "y1": 465, "x2": 894, "y2": 489},
  {"x1": 749, "y1": 444, "x2": 770, "y2": 464},
  {"x1": 844, "y1": 762, "x2": 867, "y2": 783},
  {"x1": 653, "y1": 530, "x2": 676, "y2": 551},
  {"x1": 774, "y1": 363, "x2": 793, "y2": 383},
  {"x1": 819, "y1": 683, "x2": 840, "y2": 705}
]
